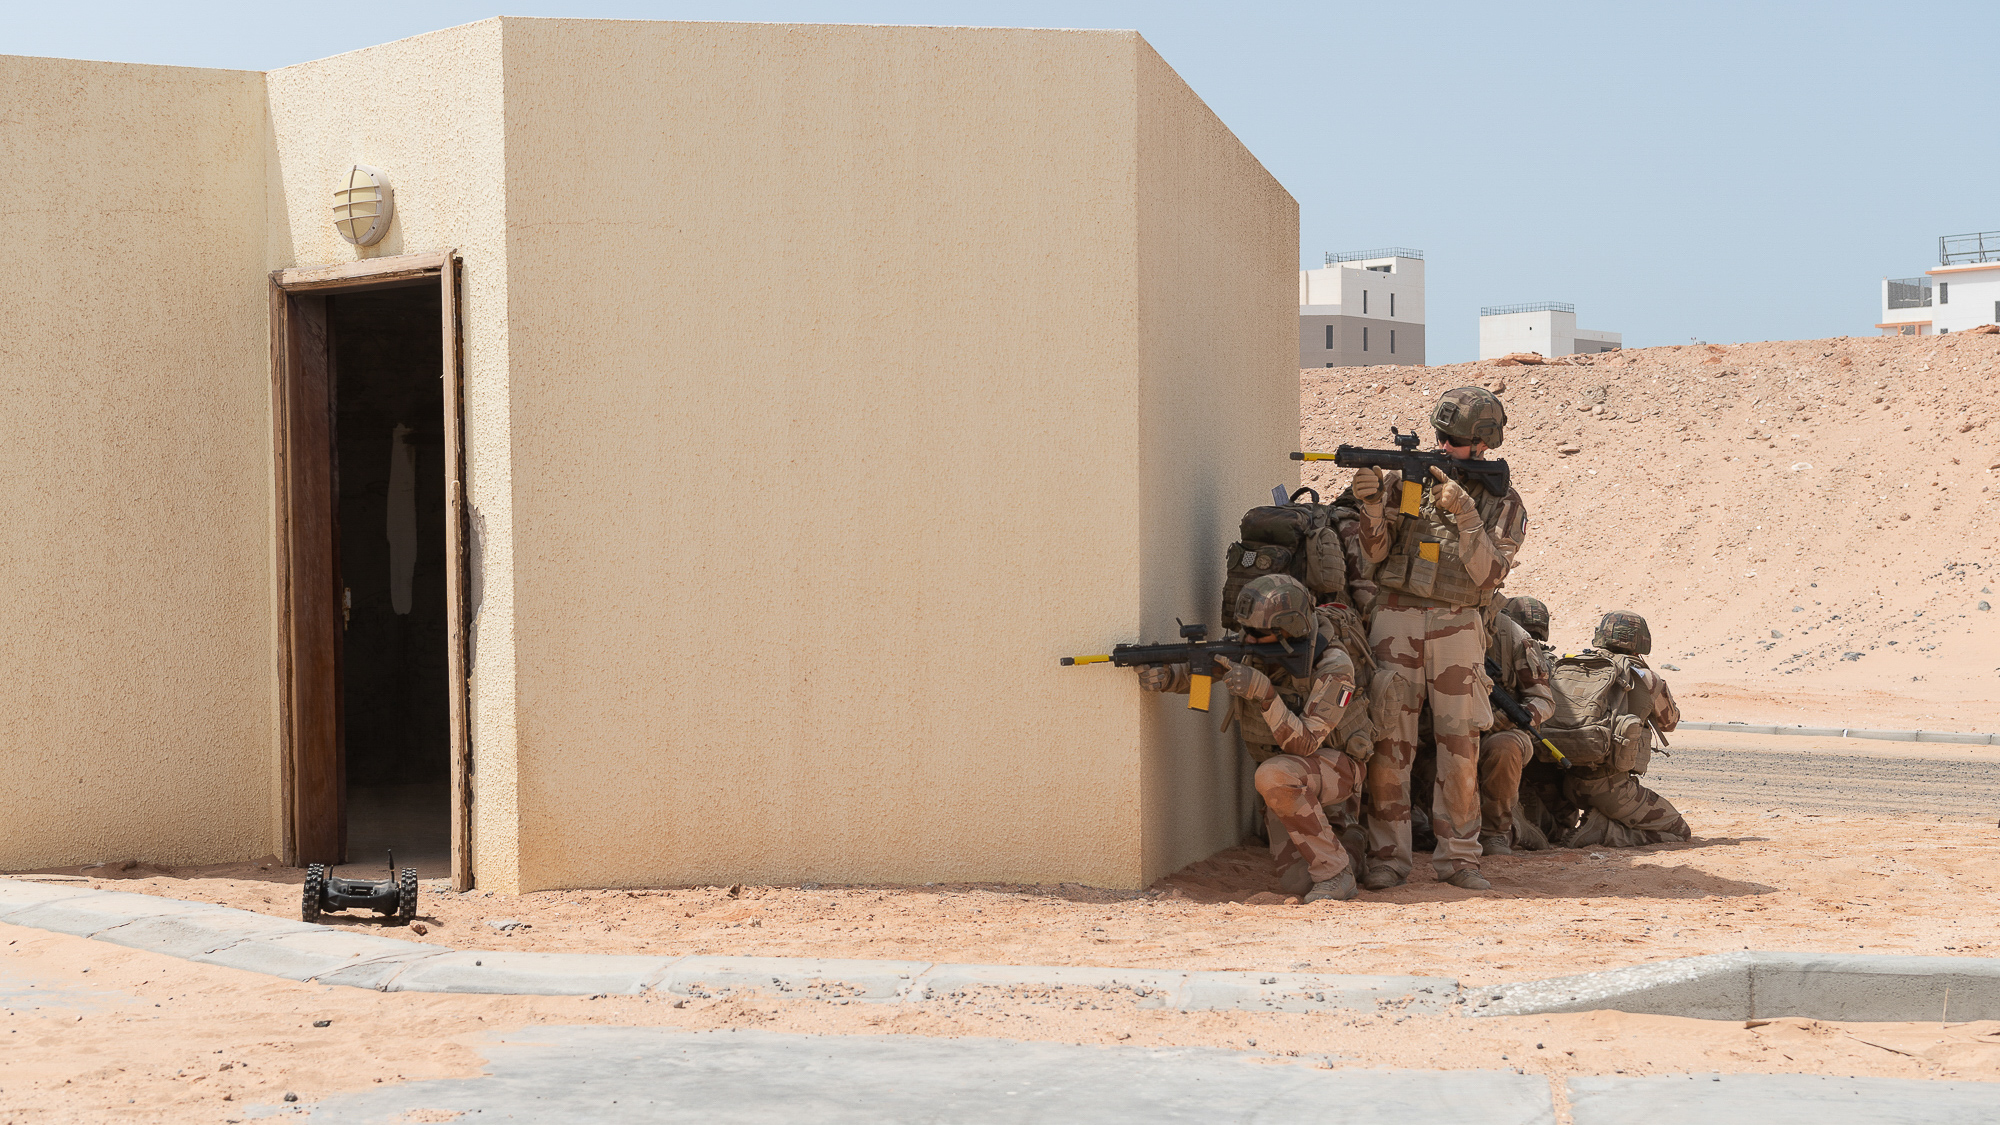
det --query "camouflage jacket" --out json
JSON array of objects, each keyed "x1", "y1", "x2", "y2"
[
  {"x1": 1628, "y1": 656, "x2": 1680, "y2": 732},
  {"x1": 1487, "y1": 614, "x2": 1555, "y2": 730},
  {"x1": 1152, "y1": 634, "x2": 1357, "y2": 759}
]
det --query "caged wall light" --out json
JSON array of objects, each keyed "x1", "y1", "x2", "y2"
[{"x1": 332, "y1": 165, "x2": 395, "y2": 246}]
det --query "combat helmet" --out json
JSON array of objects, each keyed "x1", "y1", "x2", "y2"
[
  {"x1": 1432, "y1": 386, "x2": 1507, "y2": 449},
  {"x1": 1592, "y1": 610, "x2": 1652, "y2": 656},
  {"x1": 1503, "y1": 596, "x2": 1550, "y2": 642},
  {"x1": 1235, "y1": 575, "x2": 1314, "y2": 639}
]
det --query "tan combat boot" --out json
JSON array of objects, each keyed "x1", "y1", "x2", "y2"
[
  {"x1": 1361, "y1": 866, "x2": 1404, "y2": 891},
  {"x1": 1443, "y1": 868, "x2": 1491, "y2": 891},
  {"x1": 1303, "y1": 870, "x2": 1358, "y2": 903}
]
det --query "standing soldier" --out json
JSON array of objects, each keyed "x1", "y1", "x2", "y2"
[
  {"x1": 1478, "y1": 606, "x2": 1554, "y2": 855},
  {"x1": 1138, "y1": 575, "x2": 1370, "y2": 903},
  {"x1": 1349, "y1": 387, "x2": 1528, "y2": 890},
  {"x1": 1548, "y1": 611, "x2": 1691, "y2": 847}
]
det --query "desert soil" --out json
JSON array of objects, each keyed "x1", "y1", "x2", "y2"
[
  {"x1": 1300, "y1": 333, "x2": 2000, "y2": 730},
  {"x1": 7, "y1": 336, "x2": 2000, "y2": 1120}
]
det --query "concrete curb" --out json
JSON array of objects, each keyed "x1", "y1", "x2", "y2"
[
  {"x1": 1465, "y1": 951, "x2": 2000, "y2": 1021},
  {"x1": 7, "y1": 881, "x2": 1998, "y2": 1022},
  {"x1": 0, "y1": 880, "x2": 1457, "y2": 1013},
  {"x1": 1676, "y1": 720, "x2": 2000, "y2": 746}
]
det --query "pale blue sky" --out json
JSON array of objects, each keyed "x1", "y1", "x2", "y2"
[{"x1": 13, "y1": 1, "x2": 1995, "y2": 362}]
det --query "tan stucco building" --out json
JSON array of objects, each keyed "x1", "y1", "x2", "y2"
[{"x1": 0, "y1": 19, "x2": 1298, "y2": 893}]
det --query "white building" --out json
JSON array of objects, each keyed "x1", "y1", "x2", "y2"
[
  {"x1": 1299, "y1": 249, "x2": 1425, "y2": 367},
  {"x1": 1878, "y1": 230, "x2": 2000, "y2": 336},
  {"x1": 1477, "y1": 302, "x2": 1620, "y2": 360}
]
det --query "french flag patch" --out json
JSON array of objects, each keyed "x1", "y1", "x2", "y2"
[{"x1": 1337, "y1": 688, "x2": 1354, "y2": 707}]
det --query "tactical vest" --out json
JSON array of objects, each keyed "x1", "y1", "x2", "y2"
[{"x1": 1374, "y1": 475, "x2": 1508, "y2": 608}]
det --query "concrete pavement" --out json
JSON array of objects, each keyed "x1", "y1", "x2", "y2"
[{"x1": 244, "y1": 1026, "x2": 1559, "y2": 1124}]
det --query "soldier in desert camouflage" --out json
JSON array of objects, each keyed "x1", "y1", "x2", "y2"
[
  {"x1": 1349, "y1": 387, "x2": 1528, "y2": 891},
  {"x1": 1502, "y1": 596, "x2": 1553, "y2": 655},
  {"x1": 1555, "y1": 611, "x2": 1691, "y2": 847},
  {"x1": 1498, "y1": 595, "x2": 1579, "y2": 845},
  {"x1": 1138, "y1": 575, "x2": 1370, "y2": 903},
  {"x1": 1478, "y1": 604, "x2": 1555, "y2": 856}
]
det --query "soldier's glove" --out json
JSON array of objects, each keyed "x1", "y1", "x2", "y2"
[
  {"x1": 1136, "y1": 666, "x2": 1174, "y2": 693},
  {"x1": 1350, "y1": 466, "x2": 1384, "y2": 510},
  {"x1": 1427, "y1": 467, "x2": 1481, "y2": 527},
  {"x1": 1213, "y1": 656, "x2": 1277, "y2": 704},
  {"x1": 1341, "y1": 733, "x2": 1374, "y2": 764}
]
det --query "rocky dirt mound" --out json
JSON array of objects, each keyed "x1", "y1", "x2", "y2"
[{"x1": 1299, "y1": 334, "x2": 2000, "y2": 728}]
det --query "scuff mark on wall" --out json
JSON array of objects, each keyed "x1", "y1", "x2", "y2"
[{"x1": 466, "y1": 503, "x2": 486, "y2": 670}]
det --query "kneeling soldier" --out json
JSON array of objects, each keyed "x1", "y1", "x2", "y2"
[
  {"x1": 1139, "y1": 575, "x2": 1367, "y2": 903},
  {"x1": 1478, "y1": 606, "x2": 1555, "y2": 855},
  {"x1": 1555, "y1": 611, "x2": 1691, "y2": 847}
]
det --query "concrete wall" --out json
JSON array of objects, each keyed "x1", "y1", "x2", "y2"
[
  {"x1": 262, "y1": 18, "x2": 522, "y2": 889},
  {"x1": 0, "y1": 19, "x2": 1293, "y2": 891},
  {"x1": 1133, "y1": 40, "x2": 1298, "y2": 885},
  {"x1": 494, "y1": 19, "x2": 1293, "y2": 891},
  {"x1": 1298, "y1": 258, "x2": 1423, "y2": 367},
  {"x1": 1571, "y1": 329, "x2": 1622, "y2": 353},
  {"x1": 1925, "y1": 265, "x2": 2000, "y2": 332},
  {"x1": 1481, "y1": 309, "x2": 1562, "y2": 359},
  {"x1": 0, "y1": 57, "x2": 276, "y2": 868},
  {"x1": 1301, "y1": 314, "x2": 1423, "y2": 367}
]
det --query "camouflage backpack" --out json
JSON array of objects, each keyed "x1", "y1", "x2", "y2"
[
  {"x1": 1221, "y1": 487, "x2": 1346, "y2": 629},
  {"x1": 1541, "y1": 651, "x2": 1656, "y2": 773}
]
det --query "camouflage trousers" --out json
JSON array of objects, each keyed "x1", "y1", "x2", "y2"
[
  {"x1": 1365, "y1": 605, "x2": 1494, "y2": 879},
  {"x1": 1562, "y1": 771, "x2": 1691, "y2": 846},
  {"x1": 1254, "y1": 751, "x2": 1364, "y2": 882},
  {"x1": 1477, "y1": 728, "x2": 1534, "y2": 841}
]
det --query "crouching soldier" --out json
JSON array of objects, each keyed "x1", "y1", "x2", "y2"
[
  {"x1": 1545, "y1": 611, "x2": 1691, "y2": 847},
  {"x1": 1478, "y1": 605, "x2": 1555, "y2": 855},
  {"x1": 1138, "y1": 575, "x2": 1370, "y2": 903}
]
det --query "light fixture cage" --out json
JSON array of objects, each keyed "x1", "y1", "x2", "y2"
[{"x1": 332, "y1": 165, "x2": 395, "y2": 246}]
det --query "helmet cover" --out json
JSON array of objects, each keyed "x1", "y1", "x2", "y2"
[
  {"x1": 1503, "y1": 596, "x2": 1550, "y2": 642},
  {"x1": 1431, "y1": 386, "x2": 1508, "y2": 449},
  {"x1": 1235, "y1": 574, "x2": 1315, "y2": 639},
  {"x1": 1592, "y1": 610, "x2": 1652, "y2": 656}
]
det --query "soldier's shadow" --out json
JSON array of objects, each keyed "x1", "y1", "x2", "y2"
[
  {"x1": 1154, "y1": 840, "x2": 1779, "y2": 903},
  {"x1": 1461, "y1": 838, "x2": 1781, "y2": 901}
]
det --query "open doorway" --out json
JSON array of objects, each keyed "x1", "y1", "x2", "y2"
[
  {"x1": 273, "y1": 252, "x2": 470, "y2": 889},
  {"x1": 330, "y1": 285, "x2": 450, "y2": 879}
]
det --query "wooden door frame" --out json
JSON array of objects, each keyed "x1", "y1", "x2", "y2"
[{"x1": 270, "y1": 250, "x2": 474, "y2": 891}]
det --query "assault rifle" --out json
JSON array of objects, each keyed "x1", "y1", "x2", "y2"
[
  {"x1": 1293, "y1": 428, "x2": 1510, "y2": 516},
  {"x1": 1485, "y1": 657, "x2": 1568, "y2": 769},
  {"x1": 1061, "y1": 622, "x2": 1319, "y2": 713}
]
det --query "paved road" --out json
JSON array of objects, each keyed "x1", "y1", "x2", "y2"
[
  {"x1": 250, "y1": 1026, "x2": 2000, "y2": 1125},
  {"x1": 1650, "y1": 745, "x2": 2000, "y2": 819},
  {"x1": 254, "y1": 1027, "x2": 1555, "y2": 1124}
]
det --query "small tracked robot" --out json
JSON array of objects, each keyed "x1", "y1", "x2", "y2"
[{"x1": 302, "y1": 851, "x2": 418, "y2": 925}]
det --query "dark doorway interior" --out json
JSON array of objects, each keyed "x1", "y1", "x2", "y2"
[{"x1": 330, "y1": 285, "x2": 450, "y2": 878}]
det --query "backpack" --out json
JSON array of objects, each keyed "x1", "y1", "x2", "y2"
[
  {"x1": 1220, "y1": 488, "x2": 1347, "y2": 629},
  {"x1": 1542, "y1": 651, "x2": 1656, "y2": 773}
]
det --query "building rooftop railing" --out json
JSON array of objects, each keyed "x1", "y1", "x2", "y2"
[
  {"x1": 1940, "y1": 230, "x2": 2000, "y2": 266},
  {"x1": 1326, "y1": 247, "x2": 1423, "y2": 265},
  {"x1": 1480, "y1": 301, "x2": 1574, "y2": 317}
]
